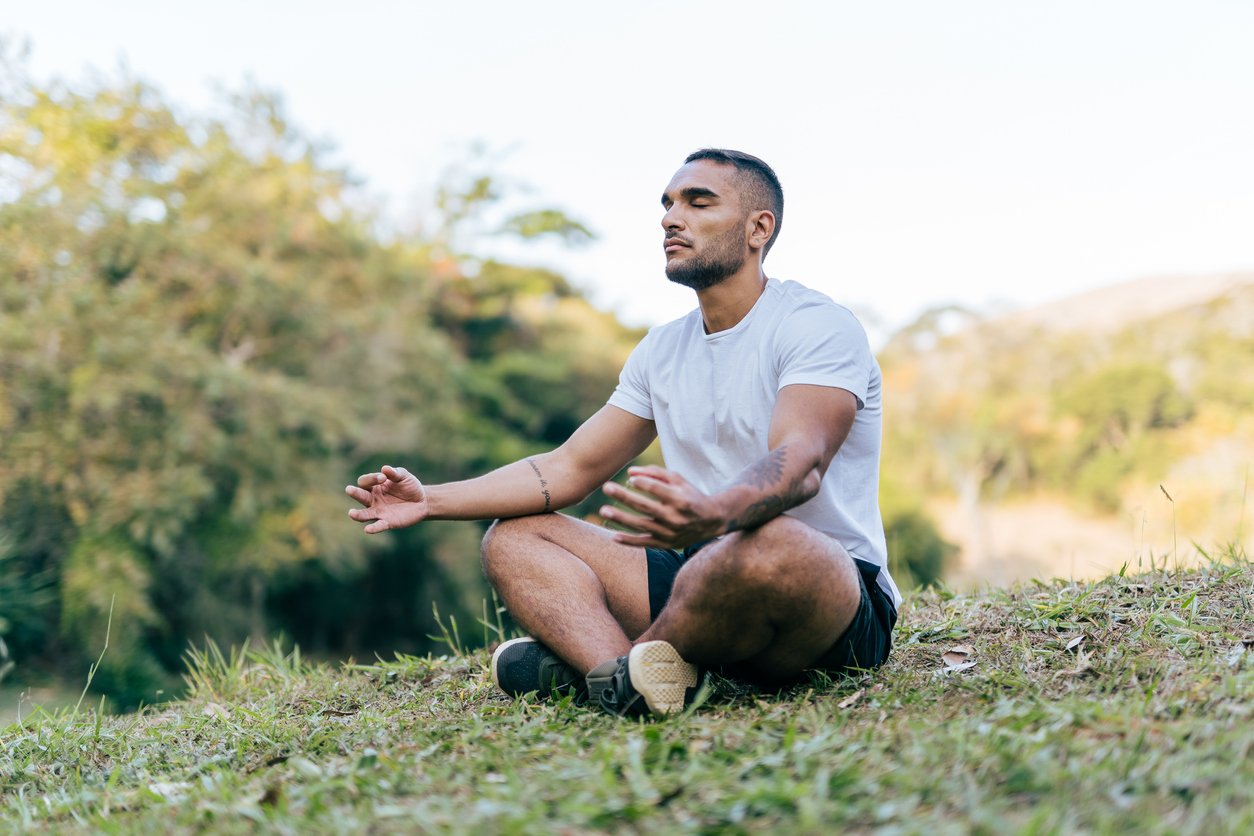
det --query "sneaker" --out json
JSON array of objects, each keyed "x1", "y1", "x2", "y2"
[
  {"x1": 586, "y1": 640, "x2": 699, "y2": 718},
  {"x1": 491, "y1": 637, "x2": 585, "y2": 700}
]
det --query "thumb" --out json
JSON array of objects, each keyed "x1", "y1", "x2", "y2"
[{"x1": 383, "y1": 465, "x2": 411, "y2": 483}]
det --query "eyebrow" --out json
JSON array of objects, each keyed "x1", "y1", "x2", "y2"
[{"x1": 661, "y1": 186, "x2": 721, "y2": 208}]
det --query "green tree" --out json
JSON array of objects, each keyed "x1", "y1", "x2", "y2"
[{"x1": 0, "y1": 54, "x2": 639, "y2": 702}]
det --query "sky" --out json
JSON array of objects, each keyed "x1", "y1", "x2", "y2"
[{"x1": 6, "y1": 0, "x2": 1254, "y2": 339}]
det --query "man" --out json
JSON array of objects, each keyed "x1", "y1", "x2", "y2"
[{"x1": 346, "y1": 149, "x2": 901, "y2": 718}]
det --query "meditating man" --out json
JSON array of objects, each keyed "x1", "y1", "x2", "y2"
[{"x1": 346, "y1": 149, "x2": 900, "y2": 718}]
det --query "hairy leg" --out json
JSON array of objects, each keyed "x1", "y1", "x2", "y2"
[
  {"x1": 480, "y1": 514, "x2": 651, "y2": 674},
  {"x1": 638, "y1": 516, "x2": 862, "y2": 682}
]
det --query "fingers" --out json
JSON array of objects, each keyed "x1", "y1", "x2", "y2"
[
  {"x1": 599, "y1": 496, "x2": 684, "y2": 547},
  {"x1": 599, "y1": 469, "x2": 695, "y2": 536},
  {"x1": 356, "y1": 471, "x2": 386, "y2": 489},
  {"x1": 345, "y1": 485, "x2": 373, "y2": 505},
  {"x1": 356, "y1": 466, "x2": 414, "y2": 489},
  {"x1": 626, "y1": 465, "x2": 680, "y2": 483},
  {"x1": 346, "y1": 506, "x2": 391, "y2": 534},
  {"x1": 602, "y1": 480, "x2": 674, "y2": 518},
  {"x1": 348, "y1": 466, "x2": 420, "y2": 535},
  {"x1": 600, "y1": 504, "x2": 660, "y2": 536},
  {"x1": 626, "y1": 473, "x2": 684, "y2": 503},
  {"x1": 606, "y1": 471, "x2": 688, "y2": 508}
]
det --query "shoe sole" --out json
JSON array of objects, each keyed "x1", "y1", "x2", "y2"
[
  {"x1": 628, "y1": 641, "x2": 699, "y2": 716},
  {"x1": 490, "y1": 637, "x2": 536, "y2": 692}
]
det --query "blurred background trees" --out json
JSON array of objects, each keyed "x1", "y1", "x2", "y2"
[
  {"x1": 0, "y1": 57, "x2": 644, "y2": 705},
  {"x1": 3, "y1": 52, "x2": 1248, "y2": 708},
  {"x1": 879, "y1": 283, "x2": 1253, "y2": 583}
]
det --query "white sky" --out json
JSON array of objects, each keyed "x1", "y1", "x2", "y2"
[{"x1": 7, "y1": 1, "x2": 1254, "y2": 339}]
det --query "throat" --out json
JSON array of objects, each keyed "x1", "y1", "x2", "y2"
[{"x1": 698, "y1": 274, "x2": 769, "y2": 333}]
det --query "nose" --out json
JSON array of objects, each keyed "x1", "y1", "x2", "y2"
[{"x1": 661, "y1": 204, "x2": 684, "y2": 232}]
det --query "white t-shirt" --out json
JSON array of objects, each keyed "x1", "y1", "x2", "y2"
[{"x1": 607, "y1": 278, "x2": 902, "y2": 609}]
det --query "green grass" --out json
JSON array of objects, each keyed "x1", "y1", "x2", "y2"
[{"x1": 2, "y1": 550, "x2": 1251, "y2": 834}]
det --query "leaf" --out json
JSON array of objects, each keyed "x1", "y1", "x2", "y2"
[
  {"x1": 837, "y1": 688, "x2": 865, "y2": 709},
  {"x1": 942, "y1": 645, "x2": 975, "y2": 667},
  {"x1": 1065, "y1": 634, "x2": 1086, "y2": 652}
]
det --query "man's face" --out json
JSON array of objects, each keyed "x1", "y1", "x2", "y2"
[{"x1": 660, "y1": 160, "x2": 750, "y2": 291}]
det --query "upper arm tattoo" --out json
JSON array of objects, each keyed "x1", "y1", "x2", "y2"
[{"x1": 526, "y1": 458, "x2": 553, "y2": 512}]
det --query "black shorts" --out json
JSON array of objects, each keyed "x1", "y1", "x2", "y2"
[{"x1": 645, "y1": 541, "x2": 897, "y2": 678}]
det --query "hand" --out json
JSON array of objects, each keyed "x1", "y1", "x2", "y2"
[
  {"x1": 345, "y1": 465, "x2": 429, "y2": 534},
  {"x1": 600, "y1": 466, "x2": 726, "y2": 549}
]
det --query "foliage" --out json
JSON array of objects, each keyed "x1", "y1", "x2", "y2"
[
  {"x1": 0, "y1": 55, "x2": 638, "y2": 704},
  {"x1": 883, "y1": 508, "x2": 956, "y2": 588},
  {"x1": 1, "y1": 552, "x2": 1249, "y2": 832},
  {"x1": 879, "y1": 471, "x2": 956, "y2": 588},
  {"x1": 881, "y1": 288, "x2": 1254, "y2": 523}
]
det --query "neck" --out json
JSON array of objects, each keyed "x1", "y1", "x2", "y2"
[{"x1": 696, "y1": 265, "x2": 769, "y2": 333}]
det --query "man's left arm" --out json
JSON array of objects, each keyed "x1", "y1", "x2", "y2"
[{"x1": 601, "y1": 384, "x2": 856, "y2": 548}]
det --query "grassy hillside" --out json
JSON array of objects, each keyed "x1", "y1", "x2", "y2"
[{"x1": 2, "y1": 548, "x2": 1250, "y2": 833}]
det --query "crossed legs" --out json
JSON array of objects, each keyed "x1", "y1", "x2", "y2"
[
  {"x1": 480, "y1": 513, "x2": 649, "y2": 673},
  {"x1": 480, "y1": 513, "x2": 862, "y2": 682}
]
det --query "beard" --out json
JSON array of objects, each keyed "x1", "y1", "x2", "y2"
[{"x1": 665, "y1": 224, "x2": 747, "y2": 290}]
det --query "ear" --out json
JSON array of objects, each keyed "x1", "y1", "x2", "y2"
[{"x1": 746, "y1": 209, "x2": 775, "y2": 254}]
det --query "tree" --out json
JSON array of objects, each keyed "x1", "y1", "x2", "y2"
[{"x1": 0, "y1": 55, "x2": 637, "y2": 704}]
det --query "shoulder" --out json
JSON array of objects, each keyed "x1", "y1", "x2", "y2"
[
  {"x1": 639, "y1": 307, "x2": 704, "y2": 348},
  {"x1": 769, "y1": 280, "x2": 870, "y2": 344}
]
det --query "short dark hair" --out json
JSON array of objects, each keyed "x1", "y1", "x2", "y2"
[{"x1": 683, "y1": 148, "x2": 784, "y2": 258}]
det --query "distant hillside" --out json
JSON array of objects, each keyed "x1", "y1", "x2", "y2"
[
  {"x1": 879, "y1": 273, "x2": 1254, "y2": 586},
  {"x1": 994, "y1": 272, "x2": 1254, "y2": 335}
]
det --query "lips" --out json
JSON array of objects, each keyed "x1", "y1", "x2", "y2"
[{"x1": 664, "y1": 237, "x2": 691, "y2": 253}]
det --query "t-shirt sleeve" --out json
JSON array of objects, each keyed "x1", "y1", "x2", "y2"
[
  {"x1": 776, "y1": 304, "x2": 874, "y2": 409},
  {"x1": 607, "y1": 331, "x2": 654, "y2": 420}
]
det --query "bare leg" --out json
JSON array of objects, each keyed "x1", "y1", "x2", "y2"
[
  {"x1": 480, "y1": 514, "x2": 651, "y2": 674},
  {"x1": 638, "y1": 516, "x2": 862, "y2": 682}
]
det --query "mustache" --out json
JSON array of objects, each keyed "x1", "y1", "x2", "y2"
[{"x1": 664, "y1": 234, "x2": 692, "y2": 246}]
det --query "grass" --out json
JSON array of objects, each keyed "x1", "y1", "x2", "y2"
[{"x1": 1, "y1": 548, "x2": 1250, "y2": 834}]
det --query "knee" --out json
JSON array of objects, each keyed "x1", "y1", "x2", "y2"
[
  {"x1": 479, "y1": 516, "x2": 547, "y2": 581},
  {"x1": 480, "y1": 518, "x2": 516, "y2": 581},
  {"x1": 737, "y1": 514, "x2": 812, "y2": 548},
  {"x1": 712, "y1": 517, "x2": 834, "y2": 585}
]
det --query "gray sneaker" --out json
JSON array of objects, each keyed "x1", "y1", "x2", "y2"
[
  {"x1": 586, "y1": 640, "x2": 699, "y2": 718},
  {"x1": 491, "y1": 637, "x2": 585, "y2": 700}
]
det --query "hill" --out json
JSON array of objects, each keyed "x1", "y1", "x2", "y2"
[
  {"x1": 2, "y1": 553, "x2": 1250, "y2": 832},
  {"x1": 994, "y1": 272, "x2": 1254, "y2": 336},
  {"x1": 879, "y1": 274, "x2": 1254, "y2": 587}
]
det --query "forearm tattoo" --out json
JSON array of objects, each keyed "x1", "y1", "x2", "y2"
[
  {"x1": 733, "y1": 446, "x2": 787, "y2": 490},
  {"x1": 526, "y1": 458, "x2": 552, "y2": 512},
  {"x1": 725, "y1": 446, "x2": 811, "y2": 532}
]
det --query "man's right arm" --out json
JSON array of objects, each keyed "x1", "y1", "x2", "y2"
[{"x1": 346, "y1": 405, "x2": 657, "y2": 533}]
